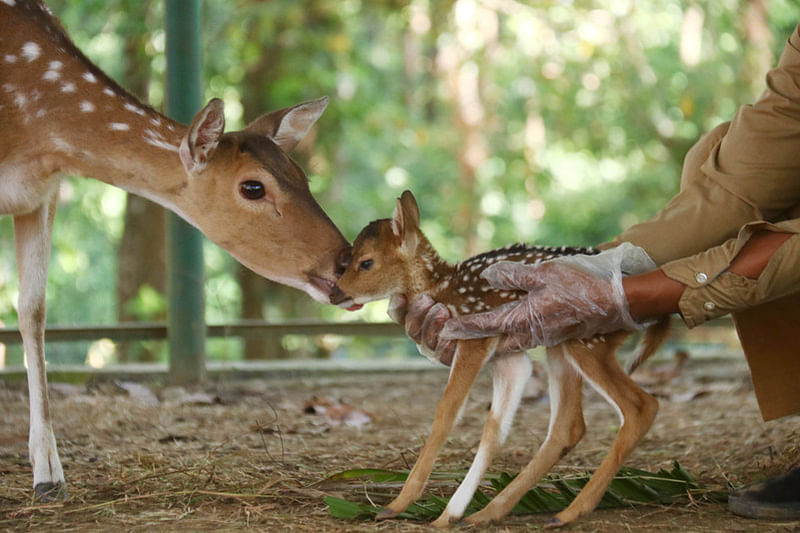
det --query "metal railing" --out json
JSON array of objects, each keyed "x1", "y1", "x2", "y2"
[{"x1": 0, "y1": 320, "x2": 404, "y2": 344}]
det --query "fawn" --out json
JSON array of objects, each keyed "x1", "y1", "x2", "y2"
[{"x1": 331, "y1": 190, "x2": 668, "y2": 527}]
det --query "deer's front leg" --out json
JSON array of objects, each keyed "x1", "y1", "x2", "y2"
[
  {"x1": 376, "y1": 337, "x2": 495, "y2": 521},
  {"x1": 466, "y1": 346, "x2": 586, "y2": 526},
  {"x1": 431, "y1": 352, "x2": 531, "y2": 528},
  {"x1": 14, "y1": 192, "x2": 67, "y2": 501}
]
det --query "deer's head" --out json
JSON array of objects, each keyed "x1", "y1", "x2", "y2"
[
  {"x1": 177, "y1": 97, "x2": 350, "y2": 302},
  {"x1": 331, "y1": 190, "x2": 421, "y2": 310}
]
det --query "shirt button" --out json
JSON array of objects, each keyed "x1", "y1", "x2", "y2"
[
  {"x1": 695, "y1": 272, "x2": 708, "y2": 284},
  {"x1": 703, "y1": 301, "x2": 716, "y2": 312}
]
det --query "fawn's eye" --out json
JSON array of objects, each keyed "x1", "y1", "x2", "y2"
[
  {"x1": 359, "y1": 259, "x2": 374, "y2": 271},
  {"x1": 239, "y1": 180, "x2": 266, "y2": 200}
]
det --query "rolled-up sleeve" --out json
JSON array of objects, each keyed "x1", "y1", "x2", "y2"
[{"x1": 660, "y1": 220, "x2": 800, "y2": 327}]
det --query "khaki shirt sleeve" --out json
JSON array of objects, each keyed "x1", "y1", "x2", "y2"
[{"x1": 660, "y1": 220, "x2": 800, "y2": 327}]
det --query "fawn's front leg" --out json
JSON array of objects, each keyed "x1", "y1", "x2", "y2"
[
  {"x1": 376, "y1": 337, "x2": 495, "y2": 521},
  {"x1": 431, "y1": 352, "x2": 532, "y2": 528},
  {"x1": 14, "y1": 192, "x2": 67, "y2": 501},
  {"x1": 466, "y1": 345, "x2": 586, "y2": 526}
]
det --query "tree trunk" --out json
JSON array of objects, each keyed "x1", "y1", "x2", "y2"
[{"x1": 115, "y1": 0, "x2": 166, "y2": 363}]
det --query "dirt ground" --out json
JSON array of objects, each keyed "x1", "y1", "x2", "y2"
[{"x1": 1, "y1": 355, "x2": 799, "y2": 532}]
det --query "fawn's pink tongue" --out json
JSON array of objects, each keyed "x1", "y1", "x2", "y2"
[{"x1": 347, "y1": 303, "x2": 363, "y2": 311}]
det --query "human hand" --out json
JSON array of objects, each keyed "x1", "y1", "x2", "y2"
[
  {"x1": 388, "y1": 293, "x2": 457, "y2": 366},
  {"x1": 441, "y1": 243, "x2": 656, "y2": 351}
]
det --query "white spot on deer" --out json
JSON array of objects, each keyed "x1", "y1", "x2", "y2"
[
  {"x1": 150, "y1": 117, "x2": 162, "y2": 127},
  {"x1": 124, "y1": 102, "x2": 146, "y2": 116},
  {"x1": 5, "y1": 54, "x2": 17, "y2": 63},
  {"x1": 43, "y1": 70, "x2": 60, "y2": 82},
  {"x1": 460, "y1": 305, "x2": 471, "y2": 314},
  {"x1": 457, "y1": 287, "x2": 467, "y2": 294},
  {"x1": 462, "y1": 274, "x2": 470, "y2": 282},
  {"x1": 2, "y1": 83, "x2": 14, "y2": 93},
  {"x1": 21, "y1": 42, "x2": 41, "y2": 62},
  {"x1": 109, "y1": 122, "x2": 130, "y2": 131},
  {"x1": 60, "y1": 82, "x2": 76, "y2": 93},
  {"x1": 50, "y1": 135, "x2": 72, "y2": 151},
  {"x1": 80, "y1": 101, "x2": 95, "y2": 113},
  {"x1": 467, "y1": 296, "x2": 476, "y2": 303},
  {"x1": 103, "y1": 87, "x2": 115, "y2": 97},
  {"x1": 82, "y1": 72, "x2": 97, "y2": 83},
  {"x1": 14, "y1": 93, "x2": 27, "y2": 109},
  {"x1": 35, "y1": 109, "x2": 46, "y2": 118},
  {"x1": 48, "y1": 60, "x2": 63, "y2": 70},
  {"x1": 143, "y1": 136, "x2": 179, "y2": 153},
  {"x1": 143, "y1": 129, "x2": 179, "y2": 152}
]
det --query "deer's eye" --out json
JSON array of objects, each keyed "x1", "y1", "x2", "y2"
[
  {"x1": 359, "y1": 259, "x2": 374, "y2": 271},
  {"x1": 240, "y1": 180, "x2": 266, "y2": 200}
]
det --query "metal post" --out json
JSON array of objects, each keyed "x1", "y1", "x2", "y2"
[{"x1": 165, "y1": 0, "x2": 206, "y2": 384}]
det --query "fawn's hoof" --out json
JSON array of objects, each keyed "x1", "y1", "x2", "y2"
[
  {"x1": 431, "y1": 514, "x2": 456, "y2": 529},
  {"x1": 544, "y1": 516, "x2": 567, "y2": 529},
  {"x1": 375, "y1": 507, "x2": 400, "y2": 521},
  {"x1": 34, "y1": 481, "x2": 68, "y2": 502}
]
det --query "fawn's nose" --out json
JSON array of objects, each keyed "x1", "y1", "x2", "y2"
[
  {"x1": 335, "y1": 245, "x2": 353, "y2": 277},
  {"x1": 329, "y1": 284, "x2": 347, "y2": 305}
]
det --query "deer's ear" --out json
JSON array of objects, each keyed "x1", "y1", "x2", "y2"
[
  {"x1": 245, "y1": 96, "x2": 328, "y2": 153},
  {"x1": 180, "y1": 98, "x2": 225, "y2": 174},
  {"x1": 399, "y1": 190, "x2": 420, "y2": 230},
  {"x1": 391, "y1": 190, "x2": 419, "y2": 250}
]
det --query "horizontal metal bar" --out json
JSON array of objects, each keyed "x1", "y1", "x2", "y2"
[{"x1": 0, "y1": 320, "x2": 404, "y2": 345}]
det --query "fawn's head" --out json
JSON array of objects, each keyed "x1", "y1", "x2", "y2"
[
  {"x1": 331, "y1": 190, "x2": 422, "y2": 310},
  {"x1": 176, "y1": 97, "x2": 351, "y2": 302}
]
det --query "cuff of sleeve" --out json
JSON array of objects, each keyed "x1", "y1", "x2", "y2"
[{"x1": 675, "y1": 272, "x2": 759, "y2": 327}]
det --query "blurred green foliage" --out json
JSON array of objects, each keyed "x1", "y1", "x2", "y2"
[{"x1": 0, "y1": 0, "x2": 796, "y2": 365}]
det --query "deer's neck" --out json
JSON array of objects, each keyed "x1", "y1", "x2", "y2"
[
  {"x1": 46, "y1": 101, "x2": 190, "y2": 216},
  {"x1": 404, "y1": 234, "x2": 456, "y2": 300},
  {"x1": 2, "y1": 2, "x2": 193, "y2": 220}
]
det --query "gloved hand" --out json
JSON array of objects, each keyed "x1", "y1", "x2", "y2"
[
  {"x1": 440, "y1": 242, "x2": 657, "y2": 352},
  {"x1": 388, "y1": 293, "x2": 457, "y2": 366}
]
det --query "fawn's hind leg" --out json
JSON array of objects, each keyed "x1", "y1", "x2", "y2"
[
  {"x1": 376, "y1": 337, "x2": 495, "y2": 520},
  {"x1": 431, "y1": 352, "x2": 532, "y2": 528},
  {"x1": 466, "y1": 345, "x2": 586, "y2": 526},
  {"x1": 550, "y1": 335, "x2": 658, "y2": 527}
]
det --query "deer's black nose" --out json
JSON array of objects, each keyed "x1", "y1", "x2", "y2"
[{"x1": 329, "y1": 284, "x2": 347, "y2": 305}]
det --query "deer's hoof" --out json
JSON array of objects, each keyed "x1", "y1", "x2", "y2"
[
  {"x1": 431, "y1": 514, "x2": 456, "y2": 529},
  {"x1": 375, "y1": 507, "x2": 400, "y2": 521},
  {"x1": 34, "y1": 481, "x2": 68, "y2": 502},
  {"x1": 544, "y1": 516, "x2": 566, "y2": 529}
]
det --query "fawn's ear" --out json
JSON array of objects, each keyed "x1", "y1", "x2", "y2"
[
  {"x1": 180, "y1": 98, "x2": 225, "y2": 174},
  {"x1": 391, "y1": 190, "x2": 420, "y2": 250},
  {"x1": 245, "y1": 96, "x2": 328, "y2": 153}
]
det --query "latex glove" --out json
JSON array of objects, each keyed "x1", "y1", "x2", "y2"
[
  {"x1": 440, "y1": 242, "x2": 657, "y2": 352},
  {"x1": 388, "y1": 294, "x2": 457, "y2": 366}
]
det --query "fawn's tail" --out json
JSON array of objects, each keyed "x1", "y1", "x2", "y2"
[{"x1": 624, "y1": 317, "x2": 671, "y2": 375}]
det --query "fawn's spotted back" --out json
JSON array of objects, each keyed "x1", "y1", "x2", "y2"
[{"x1": 434, "y1": 243, "x2": 598, "y2": 316}]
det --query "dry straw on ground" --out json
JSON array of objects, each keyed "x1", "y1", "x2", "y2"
[{"x1": 1, "y1": 355, "x2": 798, "y2": 532}]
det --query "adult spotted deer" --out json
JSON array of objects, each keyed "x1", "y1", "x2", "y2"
[
  {"x1": 331, "y1": 191, "x2": 668, "y2": 527},
  {"x1": 1, "y1": 0, "x2": 349, "y2": 500}
]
